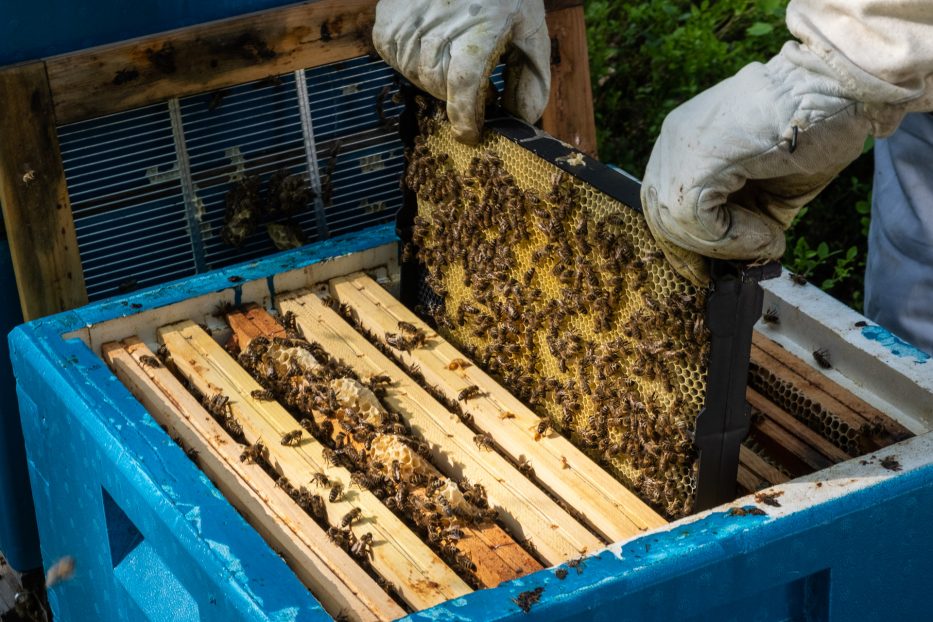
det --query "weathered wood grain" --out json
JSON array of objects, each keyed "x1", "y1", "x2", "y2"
[
  {"x1": 541, "y1": 5, "x2": 598, "y2": 157},
  {"x1": 0, "y1": 62, "x2": 87, "y2": 319}
]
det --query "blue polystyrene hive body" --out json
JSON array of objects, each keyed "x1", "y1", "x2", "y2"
[{"x1": 9, "y1": 222, "x2": 933, "y2": 621}]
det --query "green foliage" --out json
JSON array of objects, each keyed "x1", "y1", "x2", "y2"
[
  {"x1": 586, "y1": 0, "x2": 873, "y2": 309},
  {"x1": 586, "y1": 0, "x2": 789, "y2": 171}
]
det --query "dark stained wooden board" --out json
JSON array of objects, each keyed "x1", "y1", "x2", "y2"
[{"x1": 0, "y1": 62, "x2": 87, "y2": 320}]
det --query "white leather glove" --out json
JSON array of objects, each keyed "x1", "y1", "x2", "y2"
[
  {"x1": 641, "y1": 43, "x2": 874, "y2": 285},
  {"x1": 373, "y1": 0, "x2": 551, "y2": 144}
]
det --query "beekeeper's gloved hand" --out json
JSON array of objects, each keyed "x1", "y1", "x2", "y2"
[
  {"x1": 373, "y1": 0, "x2": 551, "y2": 144},
  {"x1": 642, "y1": 0, "x2": 933, "y2": 286},
  {"x1": 641, "y1": 44, "x2": 874, "y2": 285}
]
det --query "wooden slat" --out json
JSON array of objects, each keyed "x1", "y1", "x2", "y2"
[
  {"x1": 103, "y1": 338, "x2": 403, "y2": 621},
  {"x1": 277, "y1": 289, "x2": 603, "y2": 563},
  {"x1": 738, "y1": 446, "x2": 790, "y2": 487},
  {"x1": 43, "y1": 0, "x2": 584, "y2": 126},
  {"x1": 541, "y1": 5, "x2": 598, "y2": 157},
  {"x1": 227, "y1": 305, "x2": 288, "y2": 351},
  {"x1": 750, "y1": 416, "x2": 833, "y2": 477},
  {"x1": 226, "y1": 306, "x2": 542, "y2": 588},
  {"x1": 0, "y1": 62, "x2": 87, "y2": 319},
  {"x1": 752, "y1": 333, "x2": 913, "y2": 443},
  {"x1": 45, "y1": 0, "x2": 376, "y2": 125},
  {"x1": 747, "y1": 388, "x2": 851, "y2": 465},
  {"x1": 329, "y1": 273, "x2": 666, "y2": 541},
  {"x1": 158, "y1": 320, "x2": 470, "y2": 610}
]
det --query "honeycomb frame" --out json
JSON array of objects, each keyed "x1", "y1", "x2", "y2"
[{"x1": 396, "y1": 95, "x2": 775, "y2": 517}]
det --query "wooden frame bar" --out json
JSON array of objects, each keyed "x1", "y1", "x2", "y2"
[
  {"x1": 542, "y1": 4, "x2": 598, "y2": 157},
  {"x1": 0, "y1": 62, "x2": 87, "y2": 320},
  {"x1": 328, "y1": 273, "x2": 666, "y2": 542},
  {"x1": 738, "y1": 446, "x2": 789, "y2": 488},
  {"x1": 226, "y1": 305, "x2": 543, "y2": 589},
  {"x1": 277, "y1": 289, "x2": 603, "y2": 563},
  {"x1": 158, "y1": 319, "x2": 471, "y2": 611},
  {"x1": 103, "y1": 338, "x2": 404, "y2": 621},
  {"x1": 751, "y1": 333, "x2": 913, "y2": 446}
]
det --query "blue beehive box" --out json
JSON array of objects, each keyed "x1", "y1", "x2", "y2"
[{"x1": 9, "y1": 221, "x2": 933, "y2": 621}]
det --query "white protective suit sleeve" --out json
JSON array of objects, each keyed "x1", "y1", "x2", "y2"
[{"x1": 642, "y1": 0, "x2": 933, "y2": 285}]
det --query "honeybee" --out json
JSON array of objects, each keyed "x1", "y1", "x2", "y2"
[
  {"x1": 458, "y1": 385, "x2": 484, "y2": 401},
  {"x1": 531, "y1": 419, "x2": 551, "y2": 441},
  {"x1": 350, "y1": 532, "x2": 374, "y2": 559},
  {"x1": 329, "y1": 482, "x2": 344, "y2": 503},
  {"x1": 789, "y1": 272, "x2": 808, "y2": 285},
  {"x1": 397, "y1": 321, "x2": 427, "y2": 346},
  {"x1": 276, "y1": 476, "x2": 295, "y2": 496},
  {"x1": 310, "y1": 472, "x2": 330, "y2": 488},
  {"x1": 473, "y1": 433, "x2": 495, "y2": 451},
  {"x1": 518, "y1": 456, "x2": 534, "y2": 478},
  {"x1": 454, "y1": 553, "x2": 477, "y2": 575},
  {"x1": 567, "y1": 555, "x2": 586, "y2": 574},
  {"x1": 206, "y1": 393, "x2": 230, "y2": 417},
  {"x1": 280, "y1": 430, "x2": 303, "y2": 446},
  {"x1": 305, "y1": 493, "x2": 325, "y2": 519},
  {"x1": 367, "y1": 373, "x2": 393, "y2": 391},
  {"x1": 224, "y1": 415, "x2": 244, "y2": 438},
  {"x1": 250, "y1": 389, "x2": 275, "y2": 401},
  {"x1": 239, "y1": 440, "x2": 264, "y2": 464},
  {"x1": 327, "y1": 526, "x2": 350, "y2": 547},
  {"x1": 447, "y1": 357, "x2": 471, "y2": 371},
  {"x1": 812, "y1": 348, "x2": 832, "y2": 369},
  {"x1": 341, "y1": 507, "x2": 363, "y2": 527},
  {"x1": 139, "y1": 355, "x2": 161, "y2": 368},
  {"x1": 385, "y1": 332, "x2": 413, "y2": 352}
]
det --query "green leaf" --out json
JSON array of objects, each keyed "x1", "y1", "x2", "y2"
[
  {"x1": 862, "y1": 135, "x2": 875, "y2": 154},
  {"x1": 746, "y1": 22, "x2": 774, "y2": 36}
]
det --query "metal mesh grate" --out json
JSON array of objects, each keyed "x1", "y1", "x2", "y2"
[
  {"x1": 59, "y1": 104, "x2": 194, "y2": 299},
  {"x1": 59, "y1": 56, "x2": 404, "y2": 301}
]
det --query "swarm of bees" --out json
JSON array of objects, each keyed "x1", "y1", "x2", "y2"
[
  {"x1": 402, "y1": 105, "x2": 713, "y2": 517},
  {"x1": 232, "y1": 323, "x2": 513, "y2": 587}
]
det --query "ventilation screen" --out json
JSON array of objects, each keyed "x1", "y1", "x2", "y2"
[{"x1": 58, "y1": 56, "x2": 405, "y2": 301}]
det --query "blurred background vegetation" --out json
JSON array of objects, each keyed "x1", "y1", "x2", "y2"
[{"x1": 585, "y1": 0, "x2": 872, "y2": 309}]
